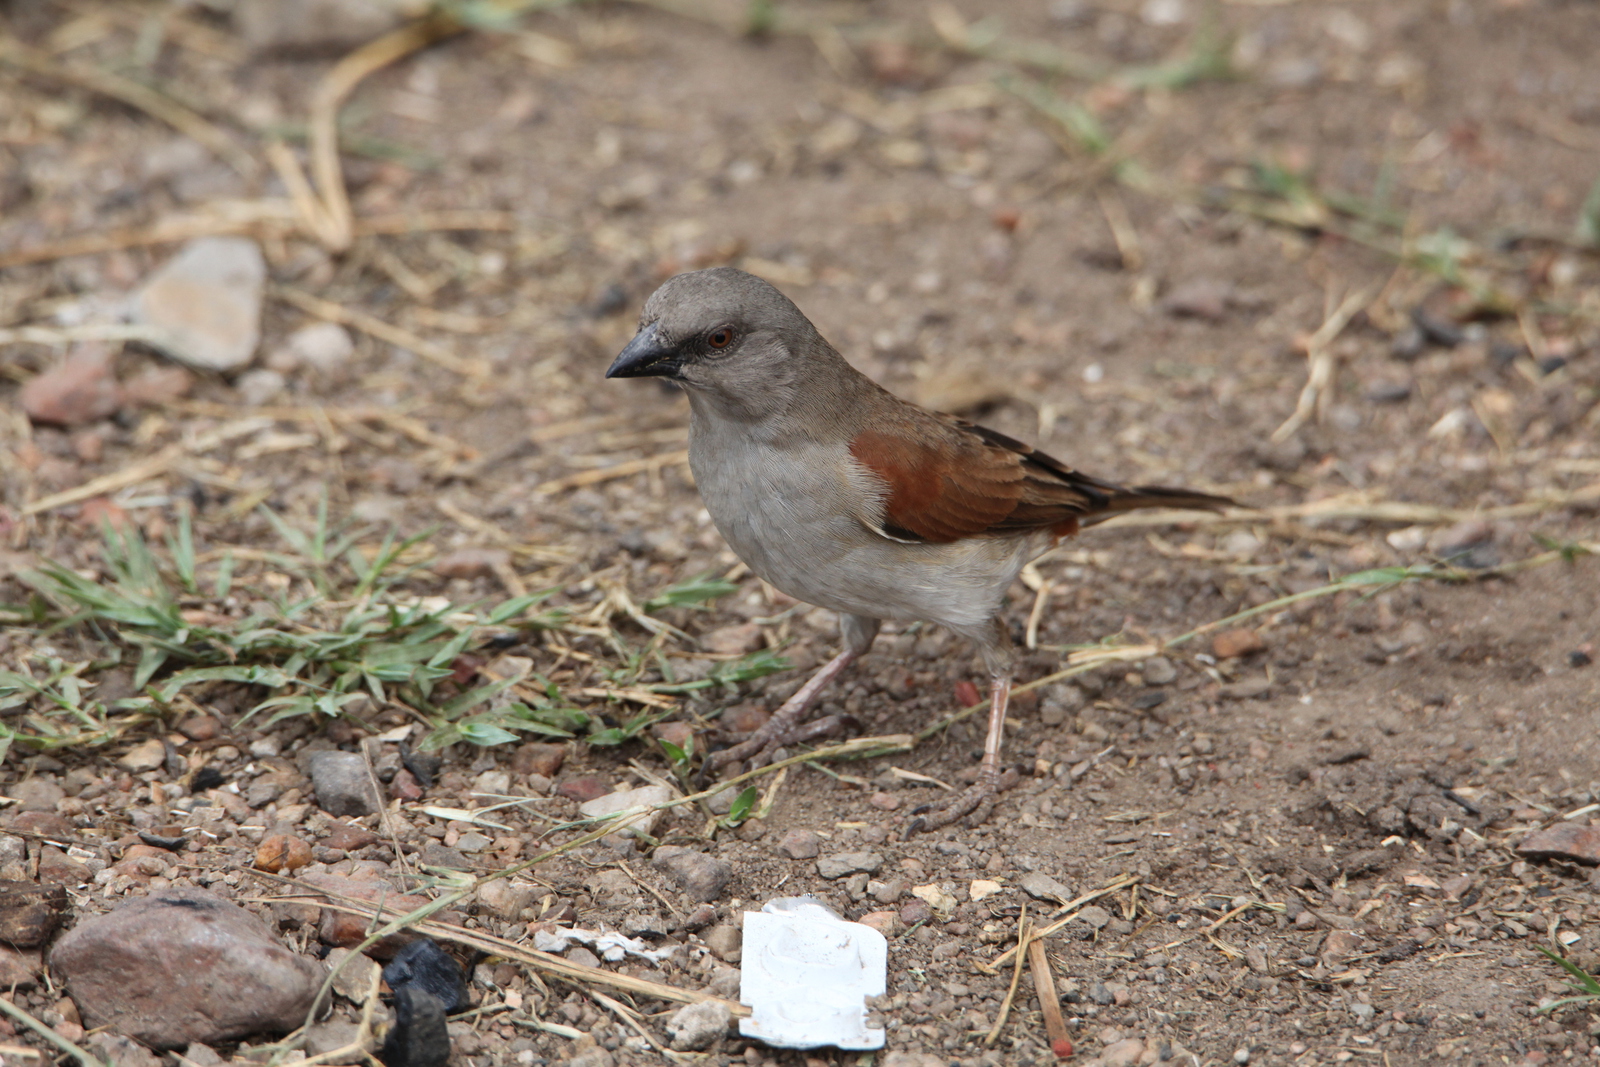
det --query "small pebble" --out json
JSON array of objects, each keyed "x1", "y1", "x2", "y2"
[{"x1": 776, "y1": 829, "x2": 820, "y2": 860}]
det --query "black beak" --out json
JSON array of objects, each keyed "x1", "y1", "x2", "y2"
[{"x1": 606, "y1": 326, "x2": 681, "y2": 380}]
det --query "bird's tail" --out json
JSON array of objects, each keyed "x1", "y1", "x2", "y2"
[{"x1": 1085, "y1": 484, "x2": 1236, "y2": 523}]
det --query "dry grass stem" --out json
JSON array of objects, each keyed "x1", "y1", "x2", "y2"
[
  {"x1": 986, "y1": 903, "x2": 1030, "y2": 1044},
  {"x1": 296, "y1": 965, "x2": 383, "y2": 1067},
  {"x1": 273, "y1": 286, "x2": 488, "y2": 379},
  {"x1": 308, "y1": 14, "x2": 467, "y2": 251},
  {"x1": 21, "y1": 419, "x2": 275, "y2": 515},
  {"x1": 1271, "y1": 285, "x2": 1377, "y2": 443},
  {"x1": 980, "y1": 875, "x2": 1140, "y2": 972},
  {"x1": 0, "y1": 993, "x2": 104, "y2": 1067},
  {"x1": 1096, "y1": 187, "x2": 1144, "y2": 271},
  {"x1": 535, "y1": 451, "x2": 692, "y2": 495},
  {"x1": 0, "y1": 35, "x2": 256, "y2": 177},
  {"x1": 589, "y1": 991, "x2": 685, "y2": 1061}
]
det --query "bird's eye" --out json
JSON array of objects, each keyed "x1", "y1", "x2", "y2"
[{"x1": 706, "y1": 327, "x2": 734, "y2": 350}]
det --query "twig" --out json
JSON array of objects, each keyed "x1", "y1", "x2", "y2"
[
  {"x1": 21, "y1": 418, "x2": 275, "y2": 515},
  {"x1": 986, "y1": 903, "x2": 1030, "y2": 1044},
  {"x1": 307, "y1": 13, "x2": 467, "y2": 251},
  {"x1": 1028, "y1": 936, "x2": 1072, "y2": 1057},
  {"x1": 916, "y1": 645, "x2": 1155, "y2": 742},
  {"x1": 589, "y1": 991, "x2": 685, "y2": 1061},
  {"x1": 0, "y1": 35, "x2": 256, "y2": 177},
  {"x1": 1096, "y1": 482, "x2": 1600, "y2": 530},
  {"x1": 266, "y1": 141, "x2": 344, "y2": 250},
  {"x1": 1096, "y1": 187, "x2": 1144, "y2": 272},
  {"x1": 1024, "y1": 578, "x2": 1053, "y2": 650},
  {"x1": 273, "y1": 285, "x2": 486, "y2": 378},
  {"x1": 535, "y1": 451, "x2": 692, "y2": 494},
  {"x1": 1272, "y1": 285, "x2": 1376, "y2": 443},
  {"x1": 297, "y1": 965, "x2": 384, "y2": 1067},
  {"x1": 980, "y1": 875, "x2": 1139, "y2": 972},
  {"x1": 0, "y1": 994, "x2": 105, "y2": 1067},
  {"x1": 0, "y1": 324, "x2": 166, "y2": 347},
  {"x1": 0, "y1": 207, "x2": 515, "y2": 271}
]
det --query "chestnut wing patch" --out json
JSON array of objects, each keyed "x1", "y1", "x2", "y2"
[{"x1": 849, "y1": 423, "x2": 1107, "y2": 543}]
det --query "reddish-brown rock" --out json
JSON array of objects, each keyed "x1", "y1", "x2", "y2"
[
  {"x1": 512, "y1": 742, "x2": 565, "y2": 778},
  {"x1": 255, "y1": 835, "x2": 313, "y2": 873},
  {"x1": 320, "y1": 823, "x2": 379, "y2": 852},
  {"x1": 20, "y1": 344, "x2": 121, "y2": 426},
  {"x1": 556, "y1": 776, "x2": 611, "y2": 803},
  {"x1": 1212, "y1": 628, "x2": 1267, "y2": 659},
  {"x1": 1518, "y1": 823, "x2": 1600, "y2": 866},
  {"x1": 49, "y1": 889, "x2": 323, "y2": 1049}
]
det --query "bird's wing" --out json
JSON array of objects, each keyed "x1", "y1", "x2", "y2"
[
  {"x1": 848, "y1": 412, "x2": 1233, "y2": 544},
  {"x1": 846, "y1": 413, "x2": 1117, "y2": 543}
]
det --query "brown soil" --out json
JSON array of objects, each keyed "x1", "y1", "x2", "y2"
[{"x1": 2, "y1": 1, "x2": 1600, "y2": 1066}]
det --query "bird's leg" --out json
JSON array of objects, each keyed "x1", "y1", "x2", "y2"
[
  {"x1": 904, "y1": 671, "x2": 1012, "y2": 835},
  {"x1": 708, "y1": 613, "x2": 879, "y2": 773}
]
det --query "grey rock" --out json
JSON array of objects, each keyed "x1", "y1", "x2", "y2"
[
  {"x1": 1017, "y1": 871, "x2": 1073, "y2": 905},
  {"x1": 132, "y1": 237, "x2": 264, "y2": 371},
  {"x1": 816, "y1": 851, "x2": 884, "y2": 879},
  {"x1": 776, "y1": 828, "x2": 820, "y2": 859},
  {"x1": 705, "y1": 964, "x2": 741, "y2": 998},
  {"x1": 304, "y1": 1019, "x2": 360, "y2": 1057},
  {"x1": 325, "y1": 947, "x2": 382, "y2": 1003},
  {"x1": 7, "y1": 778, "x2": 65, "y2": 813},
  {"x1": 308, "y1": 751, "x2": 381, "y2": 817},
  {"x1": 50, "y1": 888, "x2": 324, "y2": 1049},
  {"x1": 1140, "y1": 656, "x2": 1178, "y2": 686},
  {"x1": 179, "y1": 1045, "x2": 224, "y2": 1067},
  {"x1": 666, "y1": 999, "x2": 731, "y2": 1051},
  {"x1": 1039, "y1": 683, "x2": 1086, "y2": 726},
  {"x1": 702, "y1": 923, "x2": 741, "y2": 962},
  {"x1": 420, "y1": 842, "x2": 470, "y2": 870},
  {"x1": 87, "y1": 1033, "x2": 163, "y2": 1067},
  {"x1": 653, "y1": 846, "x2": 733, "y2": 902}
]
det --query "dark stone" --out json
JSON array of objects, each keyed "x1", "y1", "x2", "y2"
[
  {"x1": 0, "y1": 881, "x2": 67, "y2": 948},
  {"x1": 382, "y1": 939, "x2": 469, "y2": 1014},
  {"x1": 378, "y1": 987, "x2": 451, "y2": 1067}
]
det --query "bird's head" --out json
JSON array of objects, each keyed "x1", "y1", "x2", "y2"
[{"x1": 606, "y1": 267, "x2": 831, "y2": 421}]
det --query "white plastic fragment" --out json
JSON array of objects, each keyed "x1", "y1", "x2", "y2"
[
  {"x1": 738, "y1": 896, "x2": 887, "y2": 1050},
  {"x1": 532, "y1": 926, "x2": 678, "y2": 964}
]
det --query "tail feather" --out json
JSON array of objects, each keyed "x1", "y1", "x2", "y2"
[{"x1": 1088, "y1": 484, "x2": 1236, "y2": 522}]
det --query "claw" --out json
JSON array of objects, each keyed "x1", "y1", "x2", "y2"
[{"x1": 706, "y1": 647, "x2": 862, "y2": 773}]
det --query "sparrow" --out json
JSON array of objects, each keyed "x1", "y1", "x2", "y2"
[{"x1": 606, "y1": 268, "x2": 1232, "y2": 832}]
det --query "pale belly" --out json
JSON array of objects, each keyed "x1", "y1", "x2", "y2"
[{"x1": 690, "y1": 432, "x2": 1050, "y2": 636}]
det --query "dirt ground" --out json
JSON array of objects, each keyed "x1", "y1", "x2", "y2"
[{"x1": 3, "y1": 1, "x2": 1600, "y2": 1065}]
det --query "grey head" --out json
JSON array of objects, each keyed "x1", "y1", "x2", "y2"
[{"x1": 606, "y1": 267, "x2": 842, "y2": 422}]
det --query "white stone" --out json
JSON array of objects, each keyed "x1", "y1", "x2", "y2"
[
  {"x1": 577, "y1": 784, "x2": 674, "y2": 837},
  {"x1": 132, "y1": 238, "x2": 265, "y2": 371}
]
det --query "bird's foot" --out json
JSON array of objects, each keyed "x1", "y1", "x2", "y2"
[
  {"x1": 901, "y1": 766, "x2": 1020, "y2": 837},
  {"x1": 704, "y1": 646, "x2": 862, "y2": 776},
  {"x1": 707, "y1": 713, "x2": 855, "y2": 774}
]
